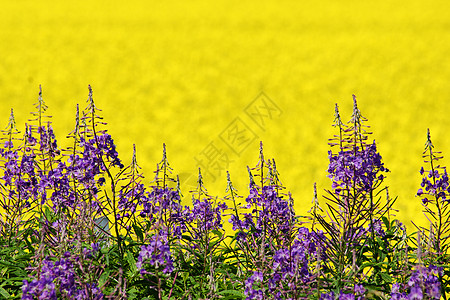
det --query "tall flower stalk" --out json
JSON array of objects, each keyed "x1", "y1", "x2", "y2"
[
  {"x1": 416, "y1": 129, "x2": 450, "y2": 297},
  {"x1": 314, "y1": 95, "x2": 395, "y2": 295}
]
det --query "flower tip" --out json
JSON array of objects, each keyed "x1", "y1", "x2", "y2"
[{"x1": 352, "y1": 94, "x2": 357, "y2": 105}]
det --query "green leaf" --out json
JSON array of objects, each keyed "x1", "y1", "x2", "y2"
[
  {"x1": 380, "y1": 272, "x2": 393, "y2": 283},
  {"x1": 133, "y1": 224, "x2": 144, "y2": 242},
  {"x1": 0, "y1": 287, "x2": 10, "y2": 299},
  {"x1": 126, "y1": 251, "x2": 138, "y2": 276},
  {"x1": 99, "y1": 269, "x2": 111, "y2": 288},
  {"x1": 181, "y1": 271, "x2": 189, "y2": 282},
  {"x1": 44, "y1": 206, "x2": 54, "y2": 221},
  {"x1": 212, "y1": 229, "x2": 223, "y2": 238},
  {"x1": 126, "y1": 287, "x2": 139, "y2": 300},
  {"x1": 182, "y1": 235, "x2": 192, "y2": 242},
  {"x1": 360, "y1": 261, "x2": 384, "y2": 269},
  {"x1": 216, "y1": 289, "x2": 245, "y2": 297}
]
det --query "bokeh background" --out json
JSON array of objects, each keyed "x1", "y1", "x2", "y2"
[{"x1": 1, "y1": 0, "x2": 450, "y2": 230}]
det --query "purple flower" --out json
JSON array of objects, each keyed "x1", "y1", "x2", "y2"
[
  {"x1": 234, "y1": 184, "x2": 295, "y2": 244},
  {"x1": 408, "y1": 285, "x2": 422, "y2": 300},
  {"x1": 21, "y1": 258, "x2": 103, "y2": 300},
  {"x1": 138, "y1": 186, "x2": 187, "y2": 238},
  {"x1": 407, "y1": 265, "x2": 441, "y2": 300},
  {"x1": 417, "y1": 166, "x2": 449, "y2": 203},
  {"x1": 391, "y1": 265, "x2": 441, "y2": 300},
  {"x1": 3, "y1": 140, "x2": 13, "y2": 148},
  {"x1": 368, "y1": 219, "x2": 385, "y2": 237},
  {"x1": 328, "y1": 141, "x2": 387, "y2": 194},
  {"x1": 186, "y1": 196, "x2": 227, "y2": 235},
  {"x1": 339, "y1": 293, "x2": 355, "y2": 300},
  {"x1": 38, "y1": 124, "x2": 60, "y2": 157},
  {"x1": 420, "y1": 167, "x2": 425, "y2": 175},
  {"x1": 354, "y1": 284, "x2": 365, "y2": 296},
  {"x1": 320, "y1": 291, "x2": 335, "y2": 300},
  {"x1": 136, "y1": 234, "x2": 174, "y2": 275},
  {"x1": 271, "y1": 228, "x2": 314, "y2": 281},
  {"x1": 244, "y1": 271, "x2": 264, "y2": 300}
]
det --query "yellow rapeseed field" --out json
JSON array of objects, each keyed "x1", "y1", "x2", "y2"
[{"x1": 1, "y1": 0, "x2": 450, "y2": 230}]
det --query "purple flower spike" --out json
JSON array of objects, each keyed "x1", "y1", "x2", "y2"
[
  {"x1": 328, "y1": 141, "x2": 387, "y2": 195},
  {"x1": 136, "y1": 234, "x2": 174, "y2": 275},
  {"x1": 21, "y1": 257, "x2": 103, "y2": 299}
]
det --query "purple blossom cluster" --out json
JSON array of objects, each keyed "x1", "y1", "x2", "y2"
[
  {"x1": 68, "y1": 134, "x2": 123, "y2": 194},
  {"x1": 230, "y1": 185, "x2": 295, "y2": 242},
  {"x1": 268, "y1": 228, "x2": 324, "y2": 297},
  {"x1": 416, "y1": 129, "x2": 450, "y2": 204},
  {"x1": 244, "y1": 271, "x2": 264, "y2": 300},
  {"x1": 115, "y1": 182, "x2": 144, "y2": 226},
  {"x1": 417, "y1": 167, "x2": 450, "y2": 204},
  {"x1": 139, "y1": 187, "x2": 181, "y2": 217},
  {"x1": 368, "y1": 218, "x2": 386, "y2": 238},
  {"x1": 21, "y1": 254, "x2": 103, "y2": 300},
  {"x1": 185, "y1": 197, "x2": 227, "y2": 236},
  {"x1": 328, "y1": 141, "x2": 387, "y2": 194},
  {"x1": 320, "y1": 284, "x2": 365, "y2": 300},
  {"x1": 390, "y1": 265, "x2": 442, "y2": 300},
  {"x1": 37, "y1": 124, "x2": 60, "y2": 158},
  {"x1": 139, "y1": 187, "x2": 188, "y2": 238},
  {"x1": 0, "y1": 142, "x2": 37, "y2": 207},
  {"x1": 136, "y1": 233, "x2": 174, "y2": 275},
  {"x1": 40, "y1": 132, "x2": 123, "y2": 211},
  {"x1": 0, "y1": 128, "x2": 123, "y2": 212}
]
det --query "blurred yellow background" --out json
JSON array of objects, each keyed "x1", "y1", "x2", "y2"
[{"x1": 1, "y1": 0, "x2": 450, "y2": 230}]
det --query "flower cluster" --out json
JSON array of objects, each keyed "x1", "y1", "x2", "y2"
[
  {"x1": 231, "y1": 185, "x2": 294, "y2": 242},
  {"x1": 415, "y1": 129, "x2": 450, "y2": 277},
  {"x1": 271, "y1": 228, "x2": 316, "y2": 280},
  {"x1": 138, "y1": 186, "x2": 188, "y2": 238},
  {"x1": 21, "y1": 254, "x2": 103, "y2": 300},
  {"x1": 69, "y1": 133, "x2": 123, "y2": 190},
  {"x1": 186, "y1": 197, "x2": 227, "y2": 236},
  {"x1": 320, "y1": 284, "x2": 365, "y2": 300},
  {"x1": 140, "y1": 187, "x2": 180, "y2": 216},
  {"x1": 0, "y1": 130, "x2": 123, "y2": 212},
  {"x1": 390, "y1": 265, "x2": 442, "y2": 300},
  {"x1": 0, "y1": 142, "x2": 38, "y2": 207},
  {"x1": 368, "y1": 218, "x2": 386, "y2": 238},
  {"x1": 244, "y1": 271, "x2": 264, "y2": 300},
  {"x1": 116, "y1": 182, "x2": 144, "y2": 225},
  {"x1": 328, "y1": 141, "x2": 387, "y2": 194},
  {"x1": 136, "y1": 233, "x2": 174, "y2": 275},
  {"x1": 417, "y1": 167, "x2": 450, "y2": 204},
  {"x1": 268, "y1": 228, "x2": 323, "y2": 297},
  {"x1": 38, "y1": 124, "x2": 60, "y2": 157}
]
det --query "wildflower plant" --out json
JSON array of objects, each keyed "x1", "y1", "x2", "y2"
[
  {"x1": 0, "y1": 87, "x2": 448, "y2": 299},
  {"x1": 415, "y1": 129, "x2": 450, "y2": 297},
  {"x1": 313, "y1": 95, "x2": 403, "y2": 296}
]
